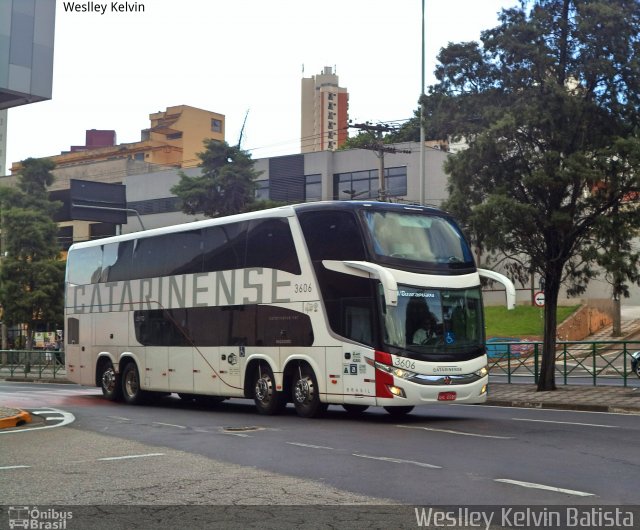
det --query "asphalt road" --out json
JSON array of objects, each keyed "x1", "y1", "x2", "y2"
[{"x1": 1, "y1": 381, "x2": 638, "y2": 513}]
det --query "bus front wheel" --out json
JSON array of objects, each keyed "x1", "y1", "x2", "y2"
[
  {"x1": 383, "y1": 405, "x2": 414, "y2": 417},
  {"x1": 253, "y1": 362, "x2": 282, "y2": 415},
  {"x1": 98, "y1": 360, "x2": 122, "y2": 401},
  {"x1": 292, "y1": 364, "x2": 326, "y2": 418},
  {"x1": 343, "y1": 404, "x2": 369, "y2": 415},
  {"x1": 121, "y1": 362, "x2": 147, "y2": 405}
]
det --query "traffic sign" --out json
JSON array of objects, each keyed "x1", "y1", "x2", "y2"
[{"x1": 533, "y1": 291, "x2": 545, "y2": 307}]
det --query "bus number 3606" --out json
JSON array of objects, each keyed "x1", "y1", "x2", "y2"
[
  {"x1": 393, "y1": 357, "x2": 416, "y2": 370},
  {"x1": 294, "y1": 283, "x2": 312, "y2": 293}
]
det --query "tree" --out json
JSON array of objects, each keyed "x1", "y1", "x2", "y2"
[
  {"x1": 0, "y1": 158, "x2": 64, "y2": 349},
  {"x1": 428, "y1": 0, "x2": 640, "y2": 390},
  {"x1": 171, "y1": 139, "x2": 262, "y2": 218}
]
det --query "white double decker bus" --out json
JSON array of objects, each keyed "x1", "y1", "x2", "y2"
[{"x1": 64, "y1": 201, "x2": 514, "y2": 418}]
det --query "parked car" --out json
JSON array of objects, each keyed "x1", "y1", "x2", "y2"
[{"x1": 631, "y1": 351, "x2": 640, "y2": 378}]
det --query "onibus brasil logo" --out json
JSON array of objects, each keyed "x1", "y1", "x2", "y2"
[{"x1": 7, "y1": 507, "x2": 73, "y2": 529}]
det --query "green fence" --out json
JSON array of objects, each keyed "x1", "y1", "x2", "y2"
[
  {"x1": 1, "y1": 341, "x2": 639, "y2": 385},
  {"x1": 0, "y1": 350, "x2": 66, "y2": 379},
  {"x1": 487, "y1": 339, "x2": 640, "y2": 386}
]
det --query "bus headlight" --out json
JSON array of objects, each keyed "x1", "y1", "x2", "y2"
[
  {"x1": 373, "y1": 361, "x2": 417, "y2": 380},
  {"x1": 474, "y1": 366, "x2": 488, "y2": 378}
]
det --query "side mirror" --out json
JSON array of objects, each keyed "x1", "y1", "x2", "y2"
[{"x1": 478, "y1": 268, "x2": 516, "y2": 310}]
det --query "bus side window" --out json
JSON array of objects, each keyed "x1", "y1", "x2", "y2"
[
  {"x1": 67, "y1": 318, "x2": 79, "y2": 344},
  {"x1": 245, "y1": 218, "x2": 301, "y2": 274},
  {"x1": 202, "y1": 223, "x2": 247, "y2": 272},
  {"x1": 105, "y1": 241, "x2": 134, "y2": 282},
  {"x1": 67, "y1": 247, "x2": 102, "y2": 285},
  {"x1": 299, "y1": 211, "x2": 366, "y2": 261}
]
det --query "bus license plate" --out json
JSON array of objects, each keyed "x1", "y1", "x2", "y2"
[{"x1": 438, "y1": 391, "x2": 457, "y2": 401}]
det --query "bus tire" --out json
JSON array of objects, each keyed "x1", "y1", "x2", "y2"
[
  {"x1": 292, "y1": 364, "x2": 327, "y2": 418},
  {"x1": 383, "y1": 405, "x2": 414, "y2": 417},
  {"x1": 253, "y1": 362, "x2": 282, "y2": 415},
  {"x1": 121, "y1": 361, "x2": 147, "y2": 405},
  {"x1": 342, "y1": 404, "x2": 369, "y2": 415},
  {"x1": 98, "y1": 359, "x2": 122, "y2": 402}
]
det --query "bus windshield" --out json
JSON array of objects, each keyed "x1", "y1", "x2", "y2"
[
  {"x1": 362, "y1": 209, "x2": 473, "y2": 268},
  {"x1": 382, "y1": 285, "x2": 484, "y2": 358}
]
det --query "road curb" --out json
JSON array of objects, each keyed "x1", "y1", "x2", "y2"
[
  {"x1": 486, "y1": 400, "x2": 640, "y2": 414},
  {"x1": 0, "y1": 409, "x2": 32, "y2": 429},
  {"x1": 1, "y1": 377, "x2": 75, "y2": 384}
]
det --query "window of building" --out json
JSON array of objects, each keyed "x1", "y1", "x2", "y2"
[
  {"x1": 304, "y1": 174, "x2": 322, "y2": 202},
  {"x1": 211, "y1": 119, "x2": 222, "y2": 133},
  {"x1": 255, "y1": 180, "x2": 269, "y2": 200},
  {"x1": 333, "y1": 167, "x2": 407, "y2": 200},
  {"x1": 166, "y1": 132, "x2": 183, "y2": 140}
]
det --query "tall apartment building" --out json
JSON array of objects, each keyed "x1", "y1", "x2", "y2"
[{"x1": 301, "y1": 66, "x2": 348, "y2": 153}]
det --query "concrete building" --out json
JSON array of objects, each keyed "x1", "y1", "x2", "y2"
[
  {"x1": 0, "y1": 0, "x2": 55, "y2": 110},
  {"x1": 123, "y1": 141, "x2": 448, "y2": 231},
  {"x1": 301, "y1": 66, "x2": 348, "y2": 153},
  {"x1": 0, "y1": 0, "x2": 56, "y2": 175},
  {"x1": 10, "y1": 104, "x2": 225, "y2": 174}
]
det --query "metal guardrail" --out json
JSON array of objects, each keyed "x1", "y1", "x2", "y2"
[
  {"x1": 0, "y1": 350, "x2": 66, "y2": 379},
  {"x1": 1, "y1": 342, "x2": 639, "y2": 385},
  {"x1": 487, "y1": 340, "x2": 640, "y2": 386}
]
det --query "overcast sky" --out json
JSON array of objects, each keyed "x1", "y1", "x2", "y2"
[{"x1": 4, "y1": 0, "x2": 518, "y2": 174}]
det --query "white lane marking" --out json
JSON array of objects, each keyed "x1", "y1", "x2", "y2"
[
  {"x1": 0, "y1": 465, "x2": 30, "y2": 470},
  {"x1": 107, "y1": 416, "x2": 132, "y2": 421},
  {"x1": 495, "y1": 479, "x2": 595, "y2": 497},
  {"x1": 152, "y1": 422, "x2": 187, "y2": 429},
  {"x1": 0, "y1": 408, "x2": 75, "y2": 434},
  {"x1": 222, "y1": 432, "x2": 250, "y2": 437},
  {"x1": 97, "y1": 453, "x2": 165, "y2": 461},
  {"x1": 397, "y1": 424, "x2": 513, "y2": 439},
  {"x1": 353, "y1": 453, "x2": 441, "y2": 469},
  {"x1": 512, "y1": 417, "x2": 619, "y2": 428},
  {"x1": 286, "y1": 442, "x2": 334, "y2": 450}
]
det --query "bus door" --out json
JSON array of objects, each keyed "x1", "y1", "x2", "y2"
[
  {"x1": 65, "y1": 313, "x2": 91, "y2": 385},
  {"x1": 342, "y1": 344, "x2": 376, "y2": 406}
]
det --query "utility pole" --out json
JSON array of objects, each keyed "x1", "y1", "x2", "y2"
[
  {"x1": 0, "y1": 205, "x2": 6, "y2": 352},
  {"x1": 350, "y1": 122, "x2": 411, "y2": 201},
  {"x1": 420, "y1": 0, "x2": 426, "y2": 206}
]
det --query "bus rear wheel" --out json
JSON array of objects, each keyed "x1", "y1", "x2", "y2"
[
  {"x1": 292, "y1": 364, "x2": 326, "y2": 418},
  {"x1": 121, "y1": 362, "x2": 147, "y2": 405},
  {"x1": 253, "y1": 362, "x2": 282, "y2": 415},
  {"x1": 383, "y1": 405, "x2": 414, "y2": 417},
  {"x1": 98, "y1": 360, "x2": 122, "y2": 401}
]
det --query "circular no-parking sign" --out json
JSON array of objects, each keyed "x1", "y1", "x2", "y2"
[{"x1": 533, "y1": 291, "x2": 545, "y2": 307}]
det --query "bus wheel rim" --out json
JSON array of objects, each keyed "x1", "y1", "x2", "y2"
[
  {"x1": 294, "y1": 378, "x2": 311, "y2": 404},
  {"x1": 102, "y1": 368, "x2": 116, "y2": 392},
  {"x1": 125, "y1": 370, "x2": 138, "y2": 396},
  {"x1": 255, "y1": 377, "x2": 271, "y2": 402}
]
